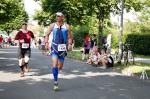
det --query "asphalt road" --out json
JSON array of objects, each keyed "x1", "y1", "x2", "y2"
[{"x1": 0, "y1": 47, "x2": 150, "y2": 99}]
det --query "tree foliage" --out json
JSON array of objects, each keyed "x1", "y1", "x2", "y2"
[
  {"x1": 0, "y1": 0, "x2": 28, "y2": 34},
  {"x1": 35, "y1": 0, "x2": 146, "y2": 48},
  {"x1": 34, "y1": 0, "x2": 89, "y2": 25}
]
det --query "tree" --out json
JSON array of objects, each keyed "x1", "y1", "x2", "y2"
[
  {"x1": 0, "y1": 0, "x2": 28, "y2": 35},
  {"x1": 81, "y1": 0, "x2": 144, "y2": 49},
  {"x1": 34, "y1": 11, "x2": 50, "y2": 26},
  {"x1": 35, "y1": 0, "x2": 145, "y2": 50},
  {"x1": 36, "y1": 0, "x2": 88, "y2": 25}
]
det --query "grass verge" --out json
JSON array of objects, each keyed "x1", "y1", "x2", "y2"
[
  {"x1": 115, "y1": 62, "x2": 150, "y2": 77},
  {"x1": 67, "y1": 50, "x2": 82, "y2": 60}
]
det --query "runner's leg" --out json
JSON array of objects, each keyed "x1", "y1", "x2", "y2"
[
  {"x1": 51, "y1": 53, "x2": 59, "y2": 91},
  {"x1": 24, "y1": 49, "x2": 31, "y2": 72},
  {"x1": 18, "y1": 49, "x2": 25, "y2": 77},
  {"x1": 58, "y1": 59, "x2": 64, "y2": 71}
]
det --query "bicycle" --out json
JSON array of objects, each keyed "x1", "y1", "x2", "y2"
[
  {"x1": 114, "y1": 44, "x2": 134, "y2": 65},
  {"x1": 123, "y1": 43, "x2": 135, "y2": 65},
  {"x1": 114, "y1": 45, "x2": 121, "y2": 62}
]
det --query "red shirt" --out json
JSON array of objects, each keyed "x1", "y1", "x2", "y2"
[
  {"x1": 0, "y1": 37, "x2": 3, "y2": 43},
  {"x1": 15, "y1": 30, "x2": 34, "y2": 48}
]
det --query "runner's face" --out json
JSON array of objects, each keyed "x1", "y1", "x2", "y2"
[
  {"x1": 22, "y1": 23, "x2": 27, "y2": 30},
  {"x1": 56, "y1": 16, "x2": 63, "y2": 22}
]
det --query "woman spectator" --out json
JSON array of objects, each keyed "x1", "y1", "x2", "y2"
[
  {"x1": 82, "y1": 33, "x2": 90, "y2": 60},
  {"x1": 0, "y1": 35, "x2": 3, "y2": 48}
]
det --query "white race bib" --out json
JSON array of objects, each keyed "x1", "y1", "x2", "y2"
[
  {"x1": 58, "y1": 44, "x2": 66, "y2": 51},
  {"x1": 22, "y1": 43, "x2": 29, "y2": 48}
]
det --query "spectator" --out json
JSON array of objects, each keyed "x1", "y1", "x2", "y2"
[
  {"x1": 90, "y1": 34, "x2": 97, "y2": 49},
  {"x1": 0, "y1": 35, "x2": 3, "y2": 48},
  {"x1": 82, "y1": 33, "x2": 90, "y2": 60},
  {"x1": 86, "y1": 46, "x2": 100, "y2": 65},
  {"x1": 105, "y1": 33, "x2": 112, "y2": 51},
  {"x1": 41, "y1": 36, "x2": 46, "y2": 55},
  {"x1": 98, "y1": 49, "x2": 113, "y2": 69},
  {"x1": 38, "y1": 38, "x2": 41, "y2": 49},
  {"x1": 8, "y1": 37, "x2": 12, "y2": 47}
]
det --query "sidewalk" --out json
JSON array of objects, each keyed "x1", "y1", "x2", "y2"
[{"x1": 134, "y1": 58, "x2": 150, "y2": 64}]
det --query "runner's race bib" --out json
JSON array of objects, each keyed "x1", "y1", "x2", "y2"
[
  {"x1": 22, "y1": 43, "x2": 29, "y2": 49},
  {"x1": 58, "y1": 44, "x2": 66, "y2": 51}
]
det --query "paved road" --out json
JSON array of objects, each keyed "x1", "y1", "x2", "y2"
[
  {"x1": 134, "y1": 58, "x2": 150, "y2": 64},
  {"x1": 0, "y1": 47, "x2": 150, "y2": 99}
]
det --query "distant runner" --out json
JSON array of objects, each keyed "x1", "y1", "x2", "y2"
[{"x1": 15, "y1": 22, "x2": 35, "y2": 77}]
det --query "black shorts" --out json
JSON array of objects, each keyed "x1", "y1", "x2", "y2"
[
  {"x1": 18, "y1": 48, "x2": 31, "y2": 59},
  {"x1": 41, "y1": 45, "x2": 45, "y2": 50},
  {"x1": 84, "y1": 49, "x2": 90, "y2": 54}
]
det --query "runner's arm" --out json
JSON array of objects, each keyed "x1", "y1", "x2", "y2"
[
  {"x1": 67, "y1": 24, "x2": 73, "y2": 50},
  {"x1": 46, "y1": 23, "x2": 54, "y2": 42},
  {"x1": 45, "y1": 23, "x2": 54, "y2": 49},
  {"x1": 14, "y1": 32, "x2": 20, "y2": 44},
  {"x1": 67, "y1": 25, "x2": 73, "y2": 42}
]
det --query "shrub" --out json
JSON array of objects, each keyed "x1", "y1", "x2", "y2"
[{"x1": 125, "y1": 33, "x2": 150, "y2": 55}]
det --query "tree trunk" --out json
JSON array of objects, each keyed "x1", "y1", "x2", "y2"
[
  {"x1": 98, "y1": 10, "x2": 104, "y2": 50},
  {"x1": 118, "y1": 0, "x2": 124, "y2": 64}
]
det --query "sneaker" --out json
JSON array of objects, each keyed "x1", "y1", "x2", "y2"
[
  {"x1": 19, "y1": 72, "x2": 24, "y2": 77},
  {"x1": 53, "y1": 82, "x2": 59, "y2": 91}
]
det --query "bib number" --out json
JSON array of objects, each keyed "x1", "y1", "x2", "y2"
[
  {"x1": 22, "y1": 43, "x2": 29, "y2": 48},
  {"x1": 58, "y1": 44, "x2": 66, "y2": 51}
]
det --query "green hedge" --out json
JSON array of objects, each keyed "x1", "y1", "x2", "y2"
[{"x1": 125, "y1": 33, "x2": 150, "y2": 55}]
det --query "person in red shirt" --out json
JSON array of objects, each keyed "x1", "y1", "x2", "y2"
[
  {"x1": 0, "y1": 35, "x2": 3, "y2": 48},
  {"x1": 15, "y1": 22, "x2": 35, "y2": 77}
]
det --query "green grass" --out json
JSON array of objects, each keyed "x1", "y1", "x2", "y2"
[
  {"x1": 115, "y1": 62, "x2": 150, "y2": 77},
  {"x1": 67, "y1": 50, "x2": 82, "y2": 60}
]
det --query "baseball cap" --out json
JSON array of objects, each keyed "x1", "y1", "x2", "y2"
[{"x1": 56, "y1": 12, "x2": 64, "y2": 16}]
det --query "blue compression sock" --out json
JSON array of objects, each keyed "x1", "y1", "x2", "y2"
[{"x1": 52, "y1": 67, "x2": 59, "y2": 81}]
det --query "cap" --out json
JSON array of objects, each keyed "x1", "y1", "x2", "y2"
[{"x1": 56, "y1": 12, "x2": 64, "y2": 16}]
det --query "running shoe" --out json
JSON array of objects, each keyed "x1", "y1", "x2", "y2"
[
  {"x1": 19, "y1": 72, "x2": 24, "y2": 77},
  {"x1": 53, "y1": 82, "x2": 59, "y2": 91}
]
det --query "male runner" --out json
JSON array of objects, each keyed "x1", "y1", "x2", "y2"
[
  {"x1": 46, "y1": 12, "x2": 73, "y2": 91},
  {"x1": 15, "y1": 22, "x2": 35, "y2": 77}
]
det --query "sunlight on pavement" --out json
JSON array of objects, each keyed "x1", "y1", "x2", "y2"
[
  {"x1": 0, "y1": 69, "x2": 124, "y2": 83},
  {"x1": 0, "y1": 51, "x2": 17, "y2": 54},
  {"x1": 0, "y1": 89, "x2": 5, "y2": 92},
  {"x1": 59, "y1": 72, "x2": 124, "y2": 79},
  {"x1": 0, "y1": 57, "x2": 17, "y2": 60}
]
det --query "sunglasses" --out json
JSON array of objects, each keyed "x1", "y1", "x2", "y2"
[{"x1": 22, "y1": 23, "x2": 27, "y2": 25}]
